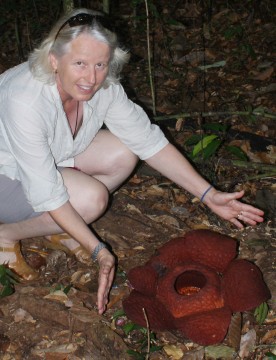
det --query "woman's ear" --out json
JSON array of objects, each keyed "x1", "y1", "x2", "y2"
[{"x1": 49, "y1": 53, "x2": 58, "y2": 72}]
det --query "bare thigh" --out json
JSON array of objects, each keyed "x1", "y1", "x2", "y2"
[{"x1": 75, "y1": 130, "x2": 138, "y2": 192}]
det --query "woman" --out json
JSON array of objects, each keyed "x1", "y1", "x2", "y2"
[{"x1": 0, "y1": 8, "x2": 264, "y2": 314}]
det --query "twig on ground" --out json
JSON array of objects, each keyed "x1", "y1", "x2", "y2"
[{"x1": 142, "y1": 307, "x2": 150, "y2": 360}]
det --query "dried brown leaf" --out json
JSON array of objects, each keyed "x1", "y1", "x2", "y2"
[
  {"x1": 226, "y1": 312, "x2": 241, "y2": 351},
  {"x1": 253, "y1": 66, "x2": 274, "y2": 81},
  {"x1": 261, "y1": 329, "x2": 276, "y2": 344}
]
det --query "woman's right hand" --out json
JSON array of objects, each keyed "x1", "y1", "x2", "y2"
[{"x1": 96, "y1": 248, "x2": 116, "y2": 315}]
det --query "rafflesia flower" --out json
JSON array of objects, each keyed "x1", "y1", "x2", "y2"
[{"x1": 123, "y1": 229, "x2": 270, "y2": 345}]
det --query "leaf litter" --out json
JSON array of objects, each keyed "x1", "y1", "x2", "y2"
[{"x1": 0, "y1": 0, "x2": 275, "y2": 359}]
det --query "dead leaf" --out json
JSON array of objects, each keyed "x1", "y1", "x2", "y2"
[
  {"x1": 239, "y1": 329, "x2": 257, "y2": 358},
  {"x1": 126, "y1": 203, "x2": 142, "y2": 214},
  {"x1": 261, "y1": 329, "x2": 276, "y2": 344},
  {"x1": 163, "y1": 344, "x2": 184, "y2": 359},
  {"x1": 226, "y1": 312, "x2": 241, "y2": 351},
  {"x1": 107, "y1": 287, "x2": 130, "y2": 309},
  {"x1": 0, "y1": 334, "x2": 10, "y2": 353},
  {"x1": 205, "y1": 344, "x2": 235, "y2": 359},
  {"x1": 13, "y1": 308, "x2": 36, "y2": 323},
  {"x1": 32, "y1": 343, "x2": 78, "y2": 357},
  {"x1": 44, "y1": 290, "x2": 68, "y2": 304},
  {"x1": 147, "y1": 214, "x2": 180, "y2": 228},
  {"x1": 175, "y1": 118, "x2": 184, "y2": 132},
  {"x1": 253, "y1": 66, "x2": 274, "y2": 81},
  {"x1": 181, "y1": 347, "x2": 205, "y2": 360},
  {"x1": 70, "y1": 270, "x2": 92, "y2": 285},
  {"x1": 69, "y1": 305, "x2": 101, "y2": 324}
]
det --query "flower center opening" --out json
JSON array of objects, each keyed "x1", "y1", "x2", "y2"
[{"x1": 175, "y1": 270, "x2": 207, "y2": 296}]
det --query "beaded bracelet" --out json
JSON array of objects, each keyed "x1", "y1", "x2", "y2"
[
  {"x1": 92, "y1": 242, "x2": 107, "y2": 262},
  {"x1": 200, "y1": 185, "x2": 213, "y2": 202}
]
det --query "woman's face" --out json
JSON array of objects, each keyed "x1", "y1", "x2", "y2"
[{"x1": 50, "y1": 33, "x2": 111, "y2": 103}]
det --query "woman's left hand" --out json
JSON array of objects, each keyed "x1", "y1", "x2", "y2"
[
  {"x1": 96, "y1": 248, "x2": 116, "y2": 315},
  {"x1": 205, "y1": 189, "x2": 264, "y2": 228}
]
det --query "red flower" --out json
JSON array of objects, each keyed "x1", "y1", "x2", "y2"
[{"x1": 123, "y1": 230, "x2": 270, "y2": 345}]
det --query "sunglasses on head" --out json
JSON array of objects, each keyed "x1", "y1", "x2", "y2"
[{"x1": 54, "y1": 13, "x2": 112, "y2": 41}]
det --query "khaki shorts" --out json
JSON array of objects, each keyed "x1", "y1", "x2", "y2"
[{"x1": 0, "y1": 174, "x2": 41, "y2": 223}]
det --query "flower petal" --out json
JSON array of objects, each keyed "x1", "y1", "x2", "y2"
[
  {"x1": 127, "y1": 265, "x2": 158, "y2": 296},
  {"x1": 222, "y1": 259, "x2": 271, "y2": 312},
  {"x1": 174, "y1": 306, "x2": 232, "y2": 345},
  {"x1": 184, "y1": 230, "x2": 237, "y2": 272},
  {"x1": 147, "y1": 236, "x2": 190, "y2": 273},
  {"x1": 147, "y1": 230, "x2": 237, "y2": 273},
  {"x1": 122, "y1": 290, "x2": 174, "y2": 331}
]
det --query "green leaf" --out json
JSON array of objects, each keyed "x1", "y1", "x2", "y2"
[
  {"x1": 123, "y1": 322, "x2": 143, "y2": 335},
  {"x1": 254, "y1": 302, "x2": 269, "y2": 325},
  {"x1": 202, "y1": 123, "x2": 230, "y2": 132},
  {"x1": 127, "y1": 349, "x2": 145, "y2": 360},
  {"x1": 150, "y1": 345, "x2": 163, "y2": 352},
  {"x1": 185, "y1": 134, "x2": 202, "y2": 146},
  {"x1": 225, "y1": 145, "x2": 248, "y2": 161},
  {"x1": 192, "y1": 135, "x2": 218, "y2": 156},
  {"x1": 63, "y1": 284, "x2": 72, "y2": 294},
  {"x1": 0, "y1": 284, "x2": 14, "y2": 298},
  {"x1": 112, "y1": 308, "x2": 126, "y2": 320},
  {"x1": 265, "y1": 352, "x2": 276, "y2": 360},
  {"x1": 0, "y1": 265, "x2": 5, "y2": 277},
  {"x1": 253, "y1": 106, "x2": 266, "y2": 116},
  {"x1": 224, "y1": 25, "x2": 243, "y2": 40},
  {"x1": 202, "y1": 139, "x2": 222, "y2": 159}
]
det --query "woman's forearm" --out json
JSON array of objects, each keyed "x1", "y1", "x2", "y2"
[
  {"x1": 146, "y1": 143, "x2": 215, "y2": 200},
  {"x1": 49, "y1": 201, "x2": 100, "y2": 254}
]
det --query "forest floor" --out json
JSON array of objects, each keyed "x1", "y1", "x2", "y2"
[{"x1": 0, "y1": 1, "x2": 275, "y2": 359}]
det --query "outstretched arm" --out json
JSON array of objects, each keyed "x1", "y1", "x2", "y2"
[
  {"x1": 49, "y1": 202, "x2": 115, "y2": 314},
  {"x1": 146, "y1": 143, "x2": 264, "y2": 228}
]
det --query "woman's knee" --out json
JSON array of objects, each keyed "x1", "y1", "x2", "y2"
[
  {"x1": 81, "y1": 181, "x2": 109, "y2": 223},
  {"x1": 61, "y1": 169, "x2": 109, "y2": 223}
]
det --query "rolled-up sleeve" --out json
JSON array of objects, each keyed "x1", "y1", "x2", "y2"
[
  {"x1": 102, "y1": 85, "x2": 169, "y2": 160},
  {"x1": 2, "y1": 99, "x2": 69, "y2": 212}
]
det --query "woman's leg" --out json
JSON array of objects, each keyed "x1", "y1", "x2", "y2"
[
  {"x1": 0, "y1": 130, "x2": 138, "y2": 265},
  {"x1": 75, "y1": 129, "x2": 138, "y2": 192},
  {"x1": 0, "y1": 169, "x2": 108, "y2": 262}
]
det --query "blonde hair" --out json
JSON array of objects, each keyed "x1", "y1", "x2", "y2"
[{"x1": 28, "y1": 8, "x2": 130, "y2": 86}]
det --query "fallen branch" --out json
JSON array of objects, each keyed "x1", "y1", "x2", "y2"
[
  {"x1": 144, "y1": 0, "x2": 156, "y2": 116},
  {"x1": 226, "y1": 160, "x2": 276, "y2": 173},
  {"x1": 153, "y1": 110, "x2": 276, "y2": 121},
  {"x1": 142, "y1": 308, "x2": 150, "y2": 360}
]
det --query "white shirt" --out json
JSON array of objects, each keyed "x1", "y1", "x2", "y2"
[{"x1": 0, "y1": 62, "x2": 168, "y2": 212}]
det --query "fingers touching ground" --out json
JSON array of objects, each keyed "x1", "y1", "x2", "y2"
[{"x1": 96, "y1": 249, "x2": 115, "y2": 314}]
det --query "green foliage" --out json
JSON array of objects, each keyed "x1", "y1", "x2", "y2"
[
  {"x1": 254, "y1": 302, "x2": 269, "y2": 325},
  {"x1": 185, "y1": 122, "x2": 248, "y2": 162},
  {"x1": 112, "y1": 308, "x2": 126, "y2": 320},
  {"x1": 191, "y1": 135, "x2": 224, "y2": 160},
  {"x1": 0, "y1": 265, "x2": 19, "y2": 298},
  {"x1": 111, "y1": 306, "x2": 162, "y2": 359},
  {"x1": 51, "y1": 283, "x2": 72, "y2": 294},
  {"x1": 223, "y1": 22, "x2": 256, "y2": 60},
  {"x1": 265, "y1": 352, "x2": 276, "y2": 360},
  {"x1": 224, "y1": 145, "x2": 248, "y2": 161},
  {"x1": 115, "y1": 317, "x2": 163, "y2": 359},
  {"x1": 224, "y1": 24, "x2": 243, "y2": 40}
]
